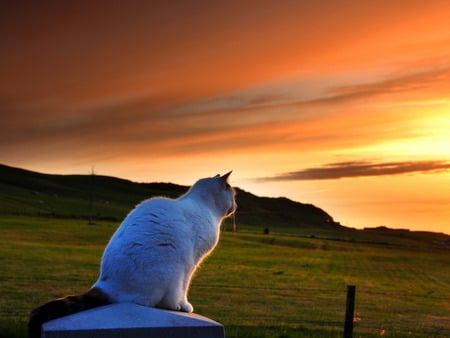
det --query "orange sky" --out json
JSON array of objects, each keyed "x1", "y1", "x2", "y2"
[{"x1": 1, "y1": 1, "x2": 449, "y2": 234}]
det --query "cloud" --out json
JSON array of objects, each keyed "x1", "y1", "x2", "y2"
[
  {"x1": 323, "y1": 66, "x2": 450, "y2": 102},
  {"x1": 258, "y1": 160, "x2": 450, "y2": 181},
  {"x1": 165, "y1": 64, "x2": 450, "y2": 123},
  {"x1": 1, "y1": 61, "x2": 449, "y2": 165}
]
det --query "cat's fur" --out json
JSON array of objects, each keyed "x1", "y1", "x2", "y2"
[{"x1": 29, "y1": 172, "x2": 236, "y2": 338}]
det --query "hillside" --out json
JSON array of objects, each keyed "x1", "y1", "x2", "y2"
[
  {"x1": 1, "y1": 163, "x2": 449, "y2": 248},
  {"x1": 0, "y1": 164, "x2": 339, "y2": 230}
]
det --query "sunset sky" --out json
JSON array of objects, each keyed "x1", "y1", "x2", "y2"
[{"x1": 1, "y1": 1, "x2": 449, "y2": 234}]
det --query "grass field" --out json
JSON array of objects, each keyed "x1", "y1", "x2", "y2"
[{"x1": 1, "y1": 216, "x2": 449, "y2": 337}]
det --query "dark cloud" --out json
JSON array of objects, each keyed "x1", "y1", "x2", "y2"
[
  {"x1": 259, "y1": 160, "x2": 450, "y2": 181},
  {"x1": 323, "y1": 66, "x2": 450, "y2": 102},
  {"x1": 168, "y1": 65, "x2": 450, "y2": 119}
]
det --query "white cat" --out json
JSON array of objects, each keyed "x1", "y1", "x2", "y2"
[
  {"x1": 29, "y1": 172, "x2": 237, "y2": 338},
  {"x1": 94, "y1": 171, "x2": 237, "y2": 312}
]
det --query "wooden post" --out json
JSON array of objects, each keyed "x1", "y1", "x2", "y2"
[
  {"x1": 88, "y1": 166, "x2": 95, "y2": 225},
  {"x1": 344, "y1": 285, "x2": 356, "y2": 338}
]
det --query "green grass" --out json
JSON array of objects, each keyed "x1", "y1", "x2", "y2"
[{"x1": 1, "y1": 216, "x2": 449, "y2": 337}]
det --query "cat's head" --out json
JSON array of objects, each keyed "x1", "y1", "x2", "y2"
[
  {"x1": 189, "y1": 171, "x2": 237, "y2": 218},
  {"x1": 215, "y1": 171, "x2": 237, "y2": 217}
]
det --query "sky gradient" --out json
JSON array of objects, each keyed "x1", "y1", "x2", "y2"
[{"x1": 1, "y1": 1, "x2": 449, "y2": 233}]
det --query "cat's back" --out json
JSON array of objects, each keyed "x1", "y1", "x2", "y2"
[
  {"x1": 130, "y1": 196, "x2": 180, "y2": 220},
  {"x1": 129, "y1": 193, "x2": 209, "y2": 224},
  {"x1": 108, "y1": 195, "x2": 207, "y2": 251},
  {"x1": 96, "y1": 196, "x2": 189, "y2": 274},
  {"x1": 114, "y1": 196, "x2": 187, "y2": 237}
]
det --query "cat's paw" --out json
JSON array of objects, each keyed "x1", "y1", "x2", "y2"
[{"x1": 179, "y1": 301, "x2": 194, "y2": 313}]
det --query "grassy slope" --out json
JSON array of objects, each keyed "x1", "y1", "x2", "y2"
[
  {"x1": 0, "y1": 164, "x2": 185, "y2": 221},
  {"x1": 0, "y1": 164, "x2": 340, "y2": 231},
  {"x1": 1, "y1": 216, "x2": 449, "y2": 338}
]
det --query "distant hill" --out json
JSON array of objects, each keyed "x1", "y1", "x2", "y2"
[
  {"x1": 0, "y1": 163, "x2": 340, "y2": 231},
  {"x1": 1, "y1": 164, "x2": 449, "y2": 250}
]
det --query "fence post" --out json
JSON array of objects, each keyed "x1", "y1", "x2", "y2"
[{"x1": 344, "y1": 285, "x2": 356, "y2": 338}]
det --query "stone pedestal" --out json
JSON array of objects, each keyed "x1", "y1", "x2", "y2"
[{"x1": 42, "y1": 303, "x2": 224, "y2": 338}]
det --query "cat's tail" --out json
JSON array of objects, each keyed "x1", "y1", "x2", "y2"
[{"x1": 28, "y1": 287, "x2": 111, "y2": 338}]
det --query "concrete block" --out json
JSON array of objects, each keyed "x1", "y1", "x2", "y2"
[{"x1": 42, "y1": 303, "x2": 224, "y2": 338}]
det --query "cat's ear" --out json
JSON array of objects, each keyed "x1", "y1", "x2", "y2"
[{"x1": 221, "y1": 171, "x2": 232, "y2": 182}]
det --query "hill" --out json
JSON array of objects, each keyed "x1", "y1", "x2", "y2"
[
  {"x1": 1, "y1": 163, "x2": 449, "y2": 248},
  {"x1": 0, "y1": 163, "x2": 340, "y2": 229}
]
